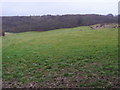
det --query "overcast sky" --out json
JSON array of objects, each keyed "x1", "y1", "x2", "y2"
[{"x1": 0, "y1": 0, "x2": 119, "y2": 16}]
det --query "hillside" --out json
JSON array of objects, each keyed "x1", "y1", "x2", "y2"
[
  {"x1": 2, "y1": 14, "x2": 117, "y2": 33},
  {"x1": 2, "y1": 26, "x2": 118, "y2": 88}
]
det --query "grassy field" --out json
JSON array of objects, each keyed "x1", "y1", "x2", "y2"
[{"x1": 2, "y1": 26, "x2": 118, "y2": 88}]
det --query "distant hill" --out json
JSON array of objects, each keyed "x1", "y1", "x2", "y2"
[{"x1": 2, "y1": 14, "x2": 118, "y2": 33}]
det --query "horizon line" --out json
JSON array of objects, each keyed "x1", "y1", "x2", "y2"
[{"x1": 0, "y1": 13, "x2": 118, "y2": 17}]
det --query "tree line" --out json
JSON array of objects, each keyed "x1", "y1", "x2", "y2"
[{"x1": 2, "y1": 14, "x2": 118, "y2": 33}]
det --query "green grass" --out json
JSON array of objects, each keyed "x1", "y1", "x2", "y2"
[{"x1": 2, "y1": 26, "x2": 118, "y2": 88}]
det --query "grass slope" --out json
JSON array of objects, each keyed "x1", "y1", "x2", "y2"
[{"x1": 2, "y1": 26, "x2": 118, "y2": 88}]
